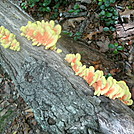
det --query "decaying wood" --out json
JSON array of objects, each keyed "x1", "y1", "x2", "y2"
[
  {"x1": 116, "y1": 22, "x2": 134, "y2": 41},
  {"x1": 0, "y1": 1, "x2": 134, "y2": 134}
]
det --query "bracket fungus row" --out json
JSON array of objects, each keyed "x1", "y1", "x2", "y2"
[
  {"x1": 65, "y1": 53, "x2": 133, "y2": 105},
  {"x1": 20, "y1": 20, "x2": 62, "y2": 52},
  {"x1": 0, "y1": 21, "x2": 133, "y2": 105},
  {"x1": 0, "y1": 26, "x2": 20, "y2": 51}
]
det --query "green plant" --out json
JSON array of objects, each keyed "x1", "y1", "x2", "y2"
[
  {"x1": 62, "y1": 31, "x2": 82, "y2": 40},
  {"x1": 108, "y1": 43, "x2": 124, "y2": 54},
  {"x1": 98, "y1": 0, "x2": 118, "y2": 31},
  {"x1": 68, "y1": 3, "x2": 82, "y2": 14},
  {"x1": 21, "y1": 0, "x2": 69, "y2": 19},
  {"x1": 105, "y1": 73, "x2": 112, "y2": 79}
]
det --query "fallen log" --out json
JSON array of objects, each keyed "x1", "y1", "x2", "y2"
[{"x1": 0, "y1": 1, "x2": 134, "y2": 134}]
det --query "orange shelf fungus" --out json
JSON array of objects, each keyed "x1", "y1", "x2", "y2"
[
  {"x1": 0, "y1": 26, "x2": 20, "y2": 51},
  {"x1": 20, "y1": 20, "x2": 62, "y2": 53},
  {"x1": 65, "y1": 53, "x2": 133, "y2": 105}
]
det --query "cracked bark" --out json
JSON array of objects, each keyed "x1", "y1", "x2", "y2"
[{"x1": 0, "y1": 1, "x2": 134, "y2": 134}]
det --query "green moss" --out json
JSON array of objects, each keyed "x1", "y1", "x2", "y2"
[{"x1": 0, "y1": 109, "x2": 15, "y2": 133}]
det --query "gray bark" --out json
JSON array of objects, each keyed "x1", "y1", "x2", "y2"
[{"x1": 0, "y1": 1, "x2": 134, "y2": 134}]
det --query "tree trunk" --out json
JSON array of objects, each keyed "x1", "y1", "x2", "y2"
[{"x1": 0, "y1": 1, "x2": 134, "y2": 134}]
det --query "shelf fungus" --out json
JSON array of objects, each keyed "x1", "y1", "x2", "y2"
[
  {"x1": 20, "y1": 20, "x2": 62, "y2": 53},
  {"x1": 65, "y1": 53, "x2": 133, "y2": 105},
  {"x1": 0, "y1": 26, "x2": 20, "y2": 51}
]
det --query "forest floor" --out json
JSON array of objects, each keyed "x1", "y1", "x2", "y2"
[{"x1": 0, "y1": 0, "x2": 134, "y2": 133}]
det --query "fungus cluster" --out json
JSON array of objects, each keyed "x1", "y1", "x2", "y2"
[
  {"x1": 20, "y1": 20, "x2": 62, "y2": 52},
  {"x1": 0, "y1": 21, "x2": 133, "y2": 105},
  {"x1": 0, "y1": 26, "x2": 20, "y2": 51},
  {"x1": 65, "y1": 53, "x2": 133, "y2": 105}
]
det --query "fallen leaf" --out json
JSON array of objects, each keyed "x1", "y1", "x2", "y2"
[
  {"x1": 90, "y1": 60, "x2": 101, "y2": 65},
  {"x1": 120, "y1": 9, "x2": 134, "y2": 21},
  {"x1": 26, "y1": 112, "x2": 34, "y2": 119},
  {"x1": 63, "y1": 17, "x2": 85, "y2": 29},
  {"x1": 25, "y1": 108, "x2": 33, "y2": 113},
  {"x1": 84, "y1": 31, "x2": 101, "y2": 40},
  {"x1": 110, "y1": 68, "x2": 121, "y2": 75}
]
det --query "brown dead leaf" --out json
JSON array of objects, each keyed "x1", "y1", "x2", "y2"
[
  {"x1": 120, "y1": 9, "x2": 134, "y2": 21},
  {"x1": 26, "y1": 112, "x2": 34, "y2": 119},
  {"x1": 110, "y1": 68, "x2": 121, "y2": 75},
  {"x1": 25, "y1": 108, "x2": 33, "y2": 113},
  {"x1": 90, "y1": 60, "x2": 103, "y2": 70},
  {"x1": 94, "y1": 64, "x2": 101, "y2": 70},
  {"x1": 84, "y1": 26, "x2": 103, "y2": 40},
  {"x1": 84, "y1": 31, "x2": 101, "y2": 40},
  {"x1": 90, "y1": 60, "x2": 101, "y2": 65},
  {"x1": 23, "y1": 123, "x2": 30, "y2": 134},
  {"x1": 63, "y1": 17, "x2": 85, "y2": 29}
]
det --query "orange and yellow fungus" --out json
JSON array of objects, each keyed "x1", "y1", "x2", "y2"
[
  {"x1": 0, "y1": 26, "x2": 20, "y2": 51},
  {"x1": 65, "y1": 53, "x2": 133, "y2": 105},
  {"x1": 20, "y1": 20, "x2": 62, "y2": 52}
]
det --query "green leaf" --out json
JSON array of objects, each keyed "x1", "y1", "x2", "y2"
[
  {"x1": 105, "y1": 22, "x2": 111, "y2": 26},
  {"x1": 106, "y1": 12, "x2": 112, "y2": 17},
  {"x1": 113, "y1": 49, "x2": 118, "y2": 54},
  {"x1": 53, "y1": 8, "x2": 58, "y2": 12},
  {"x1": 103, "y1": 27, "x2": 110, "y2": 31},
  {"x1": 117, "y1": 46, "x2": 124, "y2": 51},
  {"x1": 45, "y1": 7, "x2": 51, "y2": 12},
  {"x1": 62, "y1": 31, "x2": 73, "y2": 37},
  {"x1": 21, "y1": 2, "x2": 27, "y2": 9},
  {"x1": 75, "y1": 32, "x2": 82, "y2": 36},
  {"x1": 74, "y1": 36, "x2": 80, "y2": 41},
  {"x1": 127, "y1": 6, "x2": 132, "y2": 9},
  {"x1": 110, "y1": 0, "x2": 116, "y2": 3},
  {"x1": 114, "y1": 21, "x2": 118, "y2": 24},
  {"x1": 29, "y1": 3, "x2": 35, "y2": 8},
  {"x1": 110, "y1": 26, "x2": 116, "y2": 31},
  {"x1": 62, "y1": 31, "x2": 70, "y2": 34},
  {"x1": 112, "y1": 16, "x2": 118, "y2": 20},
  {"x1": 104, "y1": 0, "x2": 110, "y2": 7},
  {"x1": 108, "y1": 7, "x2": 114, "y2": 12},
  {"x1": 100, "y1": 10, "x2": 105, "y2": 16},
  {"x1": 51, "y1": 12, "x2": 59, "y2": 19},
  {"x1": 74, "y1": 4, "x2": 80, "y2": 10},
  {"x1": 108, "y1": 44, "x2": 115, "y2": 49},
  {"x1": 105, "y1": 73, "x2": 112, "y2": 79},
  {"x1": 100, "y1": 5, "x2": 105, "y2": 10},
  {"x1": 114, "y1": 43, "x2": 118, "y2": 47},
  {"x1": 98, "y1": 2, "x2": 103, "y2": 6},
  {"x1": 68, "y1": 9, "x2": 74, "y2": 13},
  {"x1": 54, "y1": 3, "x2": 60, "y2": 9},
  {"x1": 43, "y1": 0, "x2": 51, "y2": 7},
  {"x1": 113, "y1": 10, "x2": 118, "y2": 16},
  {"x1": 68, "y1": 32, "x2": 73, "y2": 37},
  {"x1": 109, "y1": 20, "x2": 115, "y2": 24},
  {"x1": 73, "y1": 9, "x2": 81, "y2": 13}
]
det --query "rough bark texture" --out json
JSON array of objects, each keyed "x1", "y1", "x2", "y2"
[
  {"x1": 116, "y1": 22, "x2": 134, "y2": 41},
  {"x1": 0, "y1": 1, "x2": 134, "y2": 134}
]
